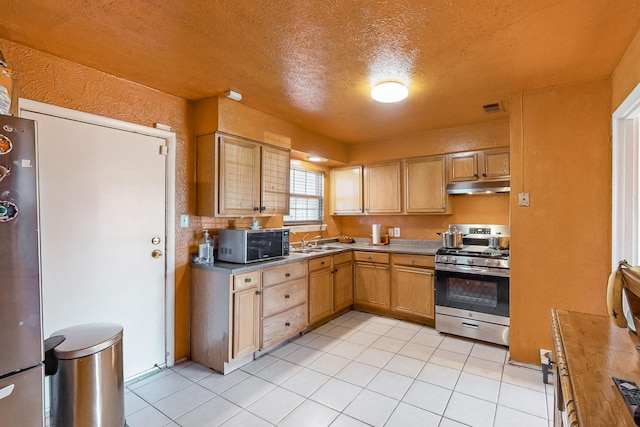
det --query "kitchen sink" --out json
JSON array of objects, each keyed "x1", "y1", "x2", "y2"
[{"x1": 290, "y1": 245, "x2": 343, "y2": 254}]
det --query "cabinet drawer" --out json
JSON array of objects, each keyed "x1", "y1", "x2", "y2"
[
  {"x1": 392, "y1": 253, "x2": 434, "y2": 268},
  {"x1": 354, "y1": 251, "x2": 389, "y2": 264},
  {"x1": 333, "y1": 251, "x2": 352, "y2": 265},
  {"x1": 263, "y1": 261, "x2": 308, "y2": 287},
  {"x1": 309, "y1": 255, "x2": 332, "y2": 272},
  {"x1": 233, "y1": 270, "x2": 261, "y2": 291},
  {"x1": 262, "y1": 304, "x2": 307, "y2": 349},
  {"x1": 263, "y1": 278, "x2": 307, "y2": 318}
]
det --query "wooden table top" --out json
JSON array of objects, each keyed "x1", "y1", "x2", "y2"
[{"x1": 552, "y1": 308, "x2": 640, "y2": 426}]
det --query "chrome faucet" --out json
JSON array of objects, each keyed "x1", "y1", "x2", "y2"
[{"x1": 307, "y1": 235, "x2": 323, "y2": 247}]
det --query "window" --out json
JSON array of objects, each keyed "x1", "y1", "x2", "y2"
[{"x1": 284, "y1": 167, "x2": 324, "y2": 224}]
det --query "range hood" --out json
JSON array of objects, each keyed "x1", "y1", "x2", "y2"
[{"x1": 446, "y1": 180, "x2": 510, "y2": 195}]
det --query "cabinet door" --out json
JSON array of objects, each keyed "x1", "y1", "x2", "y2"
[
  {"x1": 232, "y1": 287, "x2": 260, "y2": 359},
  {"x1": 333, "y1": 261, "x2": 353, "y2": 312},
  {"x1": 331, "y1": 166, "x2": 363, "y2": 214},
  {"x1": 392, "y1": 265, "x2": 434, "y2": 320},
  {"x1": 261, "y1": 146, "x2": 290, "y2": 215},
  {"x1": 404, "y1": 156, "x2": 447, "y2": 213},
  {"x1": 364, "y1": 161, "x2": 401, "y2": 214},
  {"x1": 354, "y1": 262, "x2": 390, "y2": 309},
  {"x1": 482, "y1": 148, "x2": 510, "y2": 180},
  {"x1": 219, "y1": 135, "x2": 261, "y2": 216},
  {"x1": 449, "y1": 152, "x2": 479, "y2": 182},
  {"x1": 309, "y1": 267, "x2": 334, "y2": 323}
]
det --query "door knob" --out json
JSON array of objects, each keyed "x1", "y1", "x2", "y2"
[{"x1": 151, "y1": 249, "x2": 163, "y2": 259}]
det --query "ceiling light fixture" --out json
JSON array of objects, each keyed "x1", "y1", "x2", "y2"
[
  {"x1": 371, "y1": 81, "x2": 408, "y2": 103},
  {"x1": 307, "y1": 156, "x2": 327, "y2": 162},
  {"x1": 225, "y1": 90, "x2": 242, "y2": 102}
]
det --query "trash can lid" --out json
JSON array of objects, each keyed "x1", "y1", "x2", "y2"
[{"x1": 51, "y1": 322, "x2": 123, "y2": 359}]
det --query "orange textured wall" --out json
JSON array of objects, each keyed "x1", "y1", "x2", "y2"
[
  {"x1": 612, "y1": 28, "x2": 640, "y2": 111},
  {"x1": 0, "y1": 38, "x2": 195, "y2": 361},
  {"x1": 509, "y1": 78, "x2": 612, "y2": 364},
  {"x1": 336, "y1": 194, "x2": 509, "y2": 241}
]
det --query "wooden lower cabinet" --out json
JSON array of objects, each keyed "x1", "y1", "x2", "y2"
[
  {"x1": 191, "y1": 268, "x2": 262, "y2": 374},
  {"x1": 353, "y1": 251, "x2": 390, "y2": 310},
  {"x1": 308, "y1": 255, "x2": 334, "y2": 324},
  {"x1": 232, "y1": 286, "x2": 261, "y2": 359},
  {"x1": 391, "y1": 254, "x2": 435, "y2": 322},
  {"x1": 261, "y1": 261, "x2": 308, "y2": 350},
  {"x1": 333, "y1": 253, "x2": 353, "y2": 312}
]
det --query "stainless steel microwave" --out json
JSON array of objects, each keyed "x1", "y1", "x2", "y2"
[{"x1": 217, "y1": 228, "x2": 290, "y2": 263}]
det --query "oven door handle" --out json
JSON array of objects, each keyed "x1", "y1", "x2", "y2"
[{"x1": 435, "y1": 263, "x2": 510, "y2": 277}]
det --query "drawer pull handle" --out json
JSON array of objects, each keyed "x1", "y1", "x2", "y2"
[
  {"x1": 367, "y1": 256, "x2": 372, "y2": 260},
  {"x1": 285, "y1": 322, "x2": 291, "y2": 327},
  {"x1": 411, "y1": 258, "x2": 415, "y2": 263},
  {"x1": 462, "y1": 322, "x2": 479, "y2": 330},
  {"x1": 285, "y1": 273, "x2": 291, "y2": 277},
  {"x1": 285, "y1": 294, "x2": 290, "y2": 299},
  {"x1": 321, "y1": 261, "x2": 325, "y2": 265},
  {"x1": 245, "y1": 278, "x2": 252, "y2": 283}
]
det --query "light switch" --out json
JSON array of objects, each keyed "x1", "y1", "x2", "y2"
[
  {"x1": 518, "y1": 192, "x2": 530, "y2": 207},
  {"x1": 394, "y1": 227, "x2": 400, "y2": 237},
  {"x1": 180, "y1": 215, "x2": 189, "y2": 228}
]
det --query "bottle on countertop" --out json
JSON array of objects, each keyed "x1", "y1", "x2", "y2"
[{"x1": 198, "y1": 229, "x2": 214, "y2": 263}]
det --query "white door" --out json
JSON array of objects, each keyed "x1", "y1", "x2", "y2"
[{"x1": 21, "y1": 107, "x2": 170, "y2": 379}]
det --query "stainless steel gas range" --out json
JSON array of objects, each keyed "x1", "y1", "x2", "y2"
[{"x1": 435, "y1": 224, "x2": 510, "y2": 347}]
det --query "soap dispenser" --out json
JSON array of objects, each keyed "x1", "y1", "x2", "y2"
[{"x1": 198, "y1": 229, "x2": 214, "y2": 263}]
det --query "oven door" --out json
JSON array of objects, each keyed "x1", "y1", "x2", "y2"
[
  {"x1": 435, "y1": 267, "x2": 511, "y2": 346},
  {"x1": 435, "y1": 268, "x2": 509, "y2": 319}
]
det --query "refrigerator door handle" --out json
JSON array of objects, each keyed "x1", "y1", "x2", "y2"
[{"x1": 0, "y1": 384, "x2": 15, "y2": 400}]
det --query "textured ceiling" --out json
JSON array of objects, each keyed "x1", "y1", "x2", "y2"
[{"x1": 1, "y1": 1, "x2": 639, "y2": 143}]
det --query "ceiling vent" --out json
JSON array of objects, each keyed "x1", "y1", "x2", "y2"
[{"x1": 482, "y1": 102, "x2": 502, "y2": 113}]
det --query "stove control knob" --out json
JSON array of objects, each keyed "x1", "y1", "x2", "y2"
[
  {"x1": 467, "y1": 258, "x2": 474, "y2": 265},
  {"x1": 451, "y1": 257, "x2": 457, "y2": 264},
  {"x1": 485, "y1": 259, "x2": 499, "y2": 267}
]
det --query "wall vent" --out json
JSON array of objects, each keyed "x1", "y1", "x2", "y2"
[{"x1": 482, "y1": 102, "x2": 502, "y2": 113}]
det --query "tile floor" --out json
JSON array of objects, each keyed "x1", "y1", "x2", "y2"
[{"x1": 124, "y1": 311, "x2": 555, "y2": 427}]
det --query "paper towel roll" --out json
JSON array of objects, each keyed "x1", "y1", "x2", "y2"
[{"x1": 372, "y1": 224, "x2": 381, "y2": 244}]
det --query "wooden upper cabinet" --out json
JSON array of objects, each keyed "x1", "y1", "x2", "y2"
[
  {"x1": 364, "y1": 161, "x2": 401, "y2": 214},
  {"x1": 196, "y1": 133, "x2": 290, "y2": 217},
  {"x1": 448, "y1": 148, "x2": 510, "y2": 183},
  {"x1": 261, "y1": 145, "x2": 290, "y2": 215},
  {"x1": 330, "y1": 166, "x2": 363, "y2": 215},
  {"x1": 449, "y1": 152, "x2": 479, "y2": 182},
  {"x1": 404, "y1": 156, "x2": 448, "y2": 214},
  {"x1": 218, "y1": 135, "x2": 261, "y2": 215},
  {"x1": 482, "y1": 148, "x2": 510, "y2": 180}
]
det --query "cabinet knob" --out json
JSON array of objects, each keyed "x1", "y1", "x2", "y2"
[
  {"x1": 285, "y1": 322, "x2": 291, "y2": 327},
  {"x1": 245, "y1": 278, "x2": 252, "y2": 283},
  {"x1": 253, "y1": 207, "x2": 260, "y2": 211},
  {"x1": 367, "y1": 256, "x2": 372, "y2": 260},
  {"x1": 255, "y1": 290, "x2": 262, "y2": 295},
  {"x1": 411, "y1": 258, "x2": 416, "y2": 263},
  {"x1": 261, "y1": 206, "x2": 266, "y2": 212},
  {"x1": 321, "y1": 261, "x2": 325, "y2": 265},
  {"x1": 482, "y1": 173, "x2": 487, "y2": 177},
  {"x1": 285, "y1": 294, "x2": 291, "y2": 299},
  {"x1": 285, "y1": 273, "x2": 291, "y2": 277}
]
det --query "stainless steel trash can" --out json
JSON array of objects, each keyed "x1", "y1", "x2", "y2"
[{"x1": 49, "y1": 323, "x2": 125, "y2": 427}]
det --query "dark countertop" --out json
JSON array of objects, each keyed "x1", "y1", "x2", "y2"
[{"x1": 191, "y1": 239, "x2": 441, "y2": 274}]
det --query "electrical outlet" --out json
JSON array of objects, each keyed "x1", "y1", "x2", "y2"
[
  {"x1": 540, "y1": 348, "x2": 551, "y2": 365},
  {"x1": 180, "y1": 214, "x2": 189, "y2": 228},
  {"x1": 388, "y1": 228, "x2": 395, "y2": 237},
  {"x1": 394, "y1": 227, "x2": 400, "y2": 237},
  {"x1": 519, "y1": 192, "x2": 530, "y2": 207}
]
